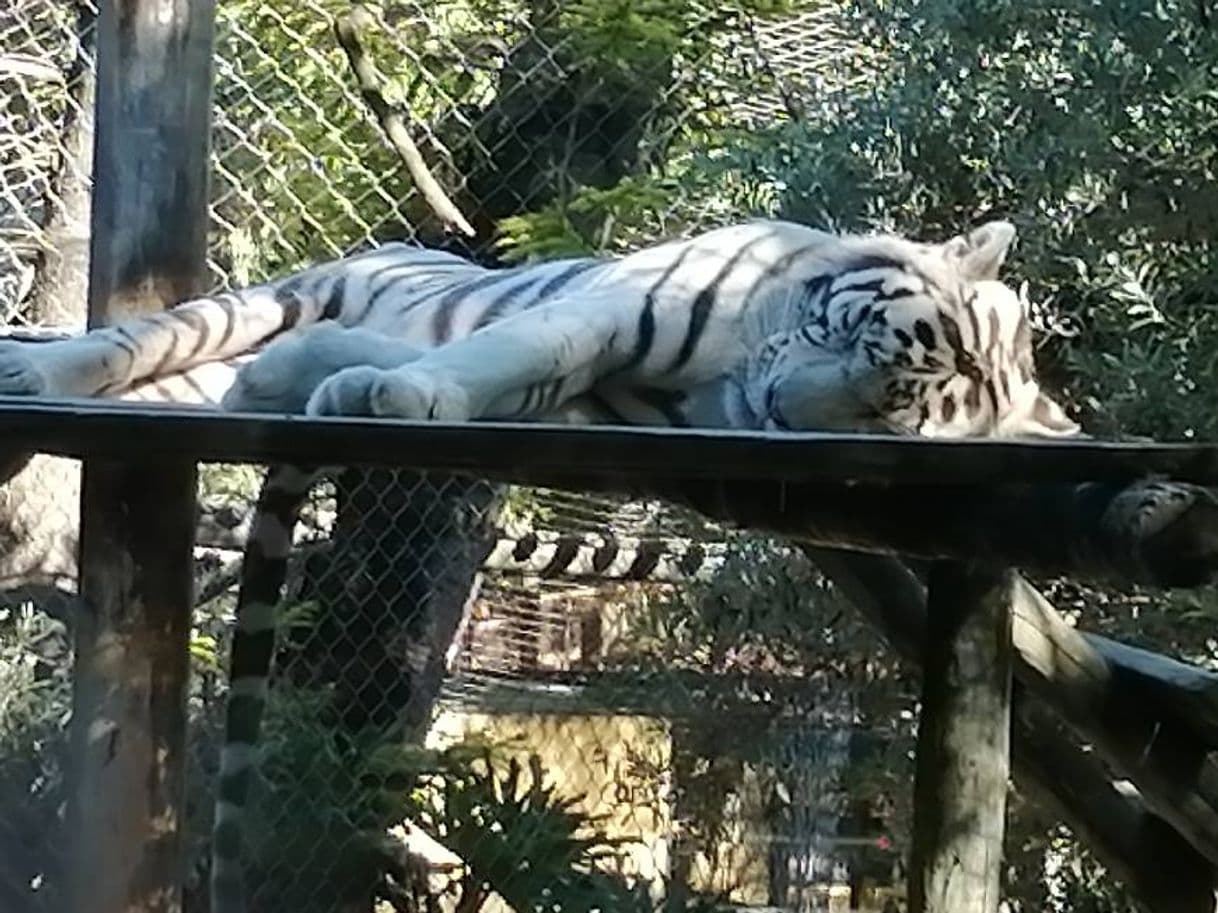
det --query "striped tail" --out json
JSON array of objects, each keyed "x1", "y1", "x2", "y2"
[
  {"x1": 483, "y1": 527, "x2": 727, "y2": 582},
  {"x1": 210, "y1": 464, "x2": 321, "y2": 913}
]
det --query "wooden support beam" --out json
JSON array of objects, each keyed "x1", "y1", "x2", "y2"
[
  {"x1": 908, "y1": 563, "x2": 1014, "y2": 913},
  {"x1": 6, "y1": 399, "x2": 1218, "y2": 487},
  {"x1": 1011, "y1": 578, "x2": 1218, "y2": 867},
  {"x1": 640, "y1": 477, "x2": 1218, "y2": 589},
  {"x1": 186, "y1": 465, "x2": 1217, "y2": 589},
  {"x1": 65, "y1": 1, "x2": 215, "y2": 911},
  {"x1": 1013, "y1": 703, "x2": 1218, "y2": 913},
  {"x1": 472, "y1": 472, "x2": 1218, "y2": 588},
  {"x1": 811, "y1": 548, "x2": 1218, "y2": 912}
]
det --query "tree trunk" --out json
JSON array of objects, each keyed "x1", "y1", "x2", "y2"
[
  {"x1": 286, "y1": 469, "x2": 503, "y2": 736},
  {"x1": 248, "y1": 469, "x2": 503, "y2": 913},
  {"x1": 27, "y1": 1, "x2": 96, "y2": 327}
]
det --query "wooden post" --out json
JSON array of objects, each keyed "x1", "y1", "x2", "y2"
[
  {"x1": 66, "y1": 1, "x2": 216, "y2": 911},
  {"x1": 908, "y1": 563, "x2": 1015, "y2": 913}
]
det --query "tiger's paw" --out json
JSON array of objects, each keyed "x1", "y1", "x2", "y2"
[
  {"x1": 305, "y1": 365, "x2": 384, "y2": 417},
  {"x1": 369, "y1": 367, "x2": 472, "y2": 422},
  {"x1": 305, "y1": 365, "x2": 472, "y2": 421},
  {"x1": 0, "y1": 342, "x2": 49, "y2": 396}
]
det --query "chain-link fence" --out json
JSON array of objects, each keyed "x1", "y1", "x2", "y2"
[
  {"x1": 180, "y1": 467, "x2": 913, "y2": 913},
  {"x1": 0, "y1": 2, "x2": 910, "y2": 911},
  {"x1": 1, "y1": 460, "x2": 912, "y2": 913}
]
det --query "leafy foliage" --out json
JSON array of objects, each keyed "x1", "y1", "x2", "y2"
[
  {"x1": 238, "y1": 698, "x2": 646, "y2": 913},
  {"x1": 0, "y1": 602, "x2": 68, "y2": 913},
  {"x1": 409, "y1": 743, "x2": 649, "y2": 912}
]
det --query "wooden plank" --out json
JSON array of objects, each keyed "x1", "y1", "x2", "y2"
[
  {"x1": 4, "y1": 396, "x2": 1218, "y2": 484},
  {"x1": 1010, "y1": 578, "x2": 1218, "y2": 865},
  {"x1": 1011, "y1": 706, "x2": 1218, "y2": 913},
  {"x1": 908, "y1": 563, "x2": 1014, "y2": 913},
  {"x1": 8, "y1": 405, "x2": 1218, "y2": 587},
  {"x1": 810, "y1": 549, "x2": 1218, "y2": 912},
  {"x1": 637, "y1": 476, "x2": 1218, "y2": 589},
  {"x1": 1095, "y1": 636, "x2": 1218, "y2": 740},
  {"x1": 65, "y1": 0, "x2": 215, "y2": 911}
]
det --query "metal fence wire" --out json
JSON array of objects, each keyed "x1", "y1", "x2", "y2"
[{"x1": 0, "y1": 2, "x2": 911, "y2": 912}]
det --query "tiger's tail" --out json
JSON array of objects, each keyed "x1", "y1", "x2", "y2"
[{"x1": 209, "y1": 463, "x2": 321, "y2": 913}]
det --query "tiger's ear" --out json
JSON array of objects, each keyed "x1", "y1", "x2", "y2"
[{"x1": 941, "y1": 220, "x2": 1017, "y2": 282}]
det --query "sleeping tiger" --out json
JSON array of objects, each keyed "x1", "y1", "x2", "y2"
[
  {"x1": 0, "y1": 218, "x2": 1074, "y2": 434},
  {"x1": 0, "y1": 217, "x2": 1079, "y2": 913}
]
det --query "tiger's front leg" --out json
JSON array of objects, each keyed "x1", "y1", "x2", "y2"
[
  {"x1": 224, "y1": 324, "x2": 426, "y2": 415},
  {"x1": 307, "y1": 300, "x2": 624, "y2": 422}
]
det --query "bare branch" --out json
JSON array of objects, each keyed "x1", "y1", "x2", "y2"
[
  {"x1": 334, "y1": 6, "x2": 475, "y2": 238},
  {"x1": 0, "y1": 54, "x2": 64, "y2": 83}
]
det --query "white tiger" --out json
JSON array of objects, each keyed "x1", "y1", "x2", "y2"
[
  {"x1": 0, "y1": 218, "x2": 1079, "y2": 913},
  {"x1": 0, "y1": 219, "x2": 1074, "y2": 434}
]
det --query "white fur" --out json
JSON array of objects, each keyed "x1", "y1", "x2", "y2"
[{"x1": 0, "y1": 219, "x2": 1078, "y2": 438}]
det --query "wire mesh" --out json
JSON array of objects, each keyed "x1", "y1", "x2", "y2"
[
  {"x1": 184, "y1": 467, "x2": 910, "y2": 913},
  {"x1": 0, "y1": 0, "x2": 94, "y2": 327},
  {"x1": 0, "y1": 1, "x2": 910, "y2": 911}
]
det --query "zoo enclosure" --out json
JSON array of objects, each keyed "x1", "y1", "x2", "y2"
[
  {"x1": 7, "y1": 1, "x2": 1218, "y2": 913},
  {"x1": 0, "y1": 2, "x2": 909, "y2": 910},
  {"x1": 6, "y1": 396, "x2": 1218, "y2": 913}
]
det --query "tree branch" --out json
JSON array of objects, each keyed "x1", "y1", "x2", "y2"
[{"x1": 334, "y1": 6, "x2": 475, "y2": 237}]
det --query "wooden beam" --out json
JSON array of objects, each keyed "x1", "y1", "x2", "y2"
[
  {"x1": 1092, "y1": 636, "x2": 1218, "y2": 743},
  {"x1": 1011, "y1": 578, "x2": 1218, "y2": 866},
  {"x1": 811, "y1": 548, "x2": 1218, "y2": 911},
  {"x1": 827, "y1": 549, "x2": 1218, "y2": 870},
  {"x1": 6, "y1": 400, "x2": 1218, "y2": 585},
  {"x1": 604, "y1": 474, "x2": 1218, "y2": 589},
  {"x1": 907, "y1": 563, "x2": 1014, "y2": 913},
  {"x1": 621, "y1": 477, "x2": 1218, "y2": 589},
  {"x1": 458, "y1": 474, "x2": 1218, "y2": 588},
  {"x1": 65, "y1": 0, "x2": 215, "y2": 911},
  {"x1": 4, "y1": 397, "x2": 1218, "y2": 485},
  {"x1": 1012, "y1": 704, "x2": 1218, "y2": 913}
]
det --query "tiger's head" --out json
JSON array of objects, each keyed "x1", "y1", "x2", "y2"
[{"x1": 751, "y1": 220, "x2": 1080, "y2": 439}]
